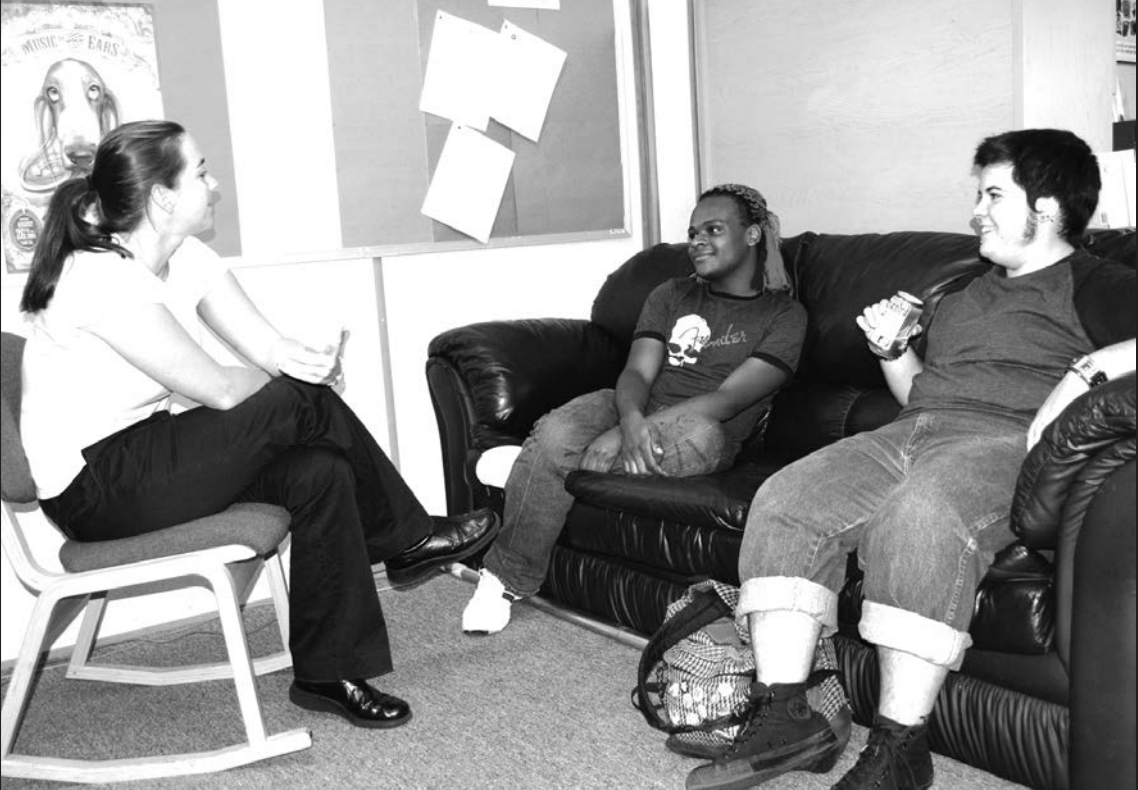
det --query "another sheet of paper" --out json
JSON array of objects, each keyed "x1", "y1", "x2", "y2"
[
  {"x1": 421, "y1": 125, "x2": 516, "y2": 243},
  {"x1": 419, "y1": 11, "x2": 498, "y2": 131},
  {"x1": 488, "y1": 0, "x2": 560, "y2": 9},
  {"x1": 1091, "y1": 149, "x2": 1137, "y2": 228},
  {"x1": 490, "y1": 21, "x2": 567, "y2": 142}
]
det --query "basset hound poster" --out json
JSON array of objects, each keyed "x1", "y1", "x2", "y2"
[{"x1": 1, "y1": 2, "x2": 163, "y2": 273}]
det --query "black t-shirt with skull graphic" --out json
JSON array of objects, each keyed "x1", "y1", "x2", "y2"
[{"x1": 632, "y1": 276, "x2": 807, "y2": 447}]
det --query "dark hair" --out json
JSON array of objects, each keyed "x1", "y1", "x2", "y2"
[
  {"x1": 972, "y1": 129, "x2": 1100, "y2": 244},
  {"x1": 20, "y1": 120, "x2": 187, "y2": 313},
  {"x1": 697, "y1": 183, "x2": 792, "y2": 294}
]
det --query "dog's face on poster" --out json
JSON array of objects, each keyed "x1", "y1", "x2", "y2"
[{"x1": 19, "y1": 58, "x2": 120, "y2": 193}]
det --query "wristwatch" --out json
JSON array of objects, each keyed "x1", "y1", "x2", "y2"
[{"x1": 1068, "y1": 355, "x2": 1108, "y2": 388}]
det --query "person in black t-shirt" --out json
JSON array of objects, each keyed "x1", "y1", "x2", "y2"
[{"x1": 461, "y1": 185, "x2": 807, "y2": 636}]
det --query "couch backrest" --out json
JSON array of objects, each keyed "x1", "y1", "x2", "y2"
[
  {"x1": 768, "y1": 228, "x2": 1136, "y2": 459},
  {"x1": 784, "y1": 231, "x2": 989, "y2": 388},
  {"x1": 589, "y1": 235, "x2": 812, "y2": 350},
  {"x1": 587, "y1": 228, "x2": 1135, "y2": 461},
  {"x1": 589, "y1": 242, "x2": 692, "y2": 348},
  {"x1": 763, "y1": 231, "x2": 990, "y2": 458}
]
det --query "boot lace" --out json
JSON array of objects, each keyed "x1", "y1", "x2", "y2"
[
  {"x1": 722, "y1": 687, "x2": 774, "y2": 758},
  {"x1": 832, "y1": 726, "x2": 918, "y2": 789}
]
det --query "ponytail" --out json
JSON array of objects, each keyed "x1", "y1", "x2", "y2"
[
  {"x1": 20, "y1": 177, "x2": 128, "y2": 313},
  {"x1": 756, "y1": 210, "x2": 791, "y2": 297}
]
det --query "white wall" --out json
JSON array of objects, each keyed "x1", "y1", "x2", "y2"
[
  {"x1": 1118, "y1": 62, "x2": 1136, "y2": 120},
  {"x1": 646, "y1": 0, "x2": 698, "y2": 242},
  {"x1": 692, "y1": 0, "x2": 1116, "y2": 237}
]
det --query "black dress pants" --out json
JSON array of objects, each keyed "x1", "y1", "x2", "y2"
[{"x1": 41, "y1": 377, "x2": 432, "y2": 682}]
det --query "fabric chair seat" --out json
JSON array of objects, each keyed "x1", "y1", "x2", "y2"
[
  {"x1": 59, "y1": 502, "x2": 291, "y2": 572},
  {"x1": 1, "y1": 330, "x2": 311, "y2": 782}
]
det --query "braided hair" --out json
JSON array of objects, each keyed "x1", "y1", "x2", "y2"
[{"x1": 698, "y1": 183, "x2": 792, "y2": 296}]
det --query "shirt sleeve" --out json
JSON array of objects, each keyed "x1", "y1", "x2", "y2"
[
  {"x1": 632, "y1": 280, "x2": 678, "y2": 343},
  {"x1": 749, "y1": 296, "x2": 808, "y2": 376},
  {"x1": 1072, "y1": 258, "x2": 1137, "y2": 348}
]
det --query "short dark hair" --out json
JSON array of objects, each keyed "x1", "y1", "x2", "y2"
[
  {"x1": 21, "y1": 120, "x2": 187, "y2": 313},
  {"x1": 972, "y1": 129, "x2": 1100, "y2": 243}
]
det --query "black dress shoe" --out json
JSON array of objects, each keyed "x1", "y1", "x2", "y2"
[
  {"x1": 289, "y1": 678, "x2": 411, "y2": 729},
  {"x1": 385, "y1": 507, "x2": 500, "y2": 587}
]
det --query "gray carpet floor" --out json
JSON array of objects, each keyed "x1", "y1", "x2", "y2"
[{"x1": 1, "y1": 573, "x2": 1027, "y2": 790}]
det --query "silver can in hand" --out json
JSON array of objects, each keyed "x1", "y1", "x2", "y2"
[{"x1": 867, "y1": 291, "x2": 923, "y2": 359}]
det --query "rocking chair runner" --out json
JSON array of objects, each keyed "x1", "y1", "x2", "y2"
[{"x1": 0, "y1": 331, "x2": 311, "y2": 783}]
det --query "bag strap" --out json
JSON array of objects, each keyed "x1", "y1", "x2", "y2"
[{"x1": 633, "y1": 587, "x2": 734, "y2": 733}]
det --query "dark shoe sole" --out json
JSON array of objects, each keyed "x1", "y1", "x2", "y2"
[
  {"x1": 685, "y1": 730, "x2": 842, "y2": 790},
  {"x1": 386, "y1": 514, "x2": 500, "y2": 587},
  {"x1": 289, "y1": 684, "x2": 412, "y2": 729}
]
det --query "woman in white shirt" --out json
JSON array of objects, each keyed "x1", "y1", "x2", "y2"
[{"x1": 19, "y1": 120, "x2": 499, "y2": 730}]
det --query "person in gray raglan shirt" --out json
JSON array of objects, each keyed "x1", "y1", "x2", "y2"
[
  {"x1": 461, "y1": 184, "x2": 807, "y2": 636},
  {"x1": 686, "y1": 130, "x2": 1136, "y2": 790}
]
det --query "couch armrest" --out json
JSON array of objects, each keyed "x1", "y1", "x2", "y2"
[
  {"x1": 1009, "y1": 373, "x2": 1135, "y2": 789},
  {"x1": 428, "y1": 318, "x2": 625, "y2": 435},
  {"x1": 1068, "y1": 458, "x2": 1135, "y2": 790},
  {"x1": 1012, "y1": 373, "x2": 1136, "y2": 549},
  {"x1": 426, "y1": 318, "x2": 625, "y2": 513}
]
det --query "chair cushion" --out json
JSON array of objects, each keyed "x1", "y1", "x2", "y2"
[{"x1": 59, "y1": 502, "x2": 291, "y2": 572}]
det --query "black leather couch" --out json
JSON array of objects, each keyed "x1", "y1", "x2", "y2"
[{"x1": 426, "y1": 228, "x2": 1135, "y2": 790}]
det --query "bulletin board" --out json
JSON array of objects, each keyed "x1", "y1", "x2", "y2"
[
  {"x1": 323, "y1": 0, "x2": 632, "y2": 252},
  {"x1": 1, "y1": 0, "x2": 636, "y2": 278}
]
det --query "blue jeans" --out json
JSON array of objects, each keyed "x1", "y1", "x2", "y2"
[
  {"x1": 484, "y1": 389, "x2": 737, "y2": 597},
  {"x1": 736, "y1": 410, "x2": 1025, "y2": 670}
]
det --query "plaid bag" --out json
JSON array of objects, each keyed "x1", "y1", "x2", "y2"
[{"x1": 633, "y1": 579, "x2": 848, "y2": 757}]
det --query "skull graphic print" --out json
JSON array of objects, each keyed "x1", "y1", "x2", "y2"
[{"x1": 666, "y1": 314, "x2": 712, "y2": 367}]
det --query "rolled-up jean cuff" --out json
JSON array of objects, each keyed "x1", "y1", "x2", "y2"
[
  {"x1": 860, "y1": 600, "x2": 972, "y2": 670},
  {"x1": 737, "y1": 576, "x2": 839, "y2": 636}
]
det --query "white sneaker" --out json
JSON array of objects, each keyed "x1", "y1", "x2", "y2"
[{"x1": 462, "y1": 569, "x2": 517, "y2": 634}]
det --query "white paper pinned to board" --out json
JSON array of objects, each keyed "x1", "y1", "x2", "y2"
[{"x1": 421, "y1": 124, "x2": 516, "y2": 243}]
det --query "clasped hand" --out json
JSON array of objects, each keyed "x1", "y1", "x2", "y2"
[
  {"x1": 580, "y1": 415, "x2": 665, "y2": 476},
  {"x1": 271, "y1": 333, "x2": 345, "y2": 386}
]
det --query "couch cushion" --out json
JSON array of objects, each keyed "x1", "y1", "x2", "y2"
[
  {"x1": 1083, "y1": 227, "x2": 1137, "y2": 267},
  {"x1": 764, "y1": 383, "x2": 901, "y2": 462},
  {"x1": 758, "y1": 231, "x2": 990, "y2": 459},
  {"x1": 559, "y1": 500, "x2": 745, "y2": 585},
  {"x1": 565, "y1": 462, "x2": 779, "y2": 531},
  {"x1": 590, "y1": 242, "x2": 692, "y2": 348},
  {"x1": 787, "y1": 231, "x2": 990, "y2": 388}
]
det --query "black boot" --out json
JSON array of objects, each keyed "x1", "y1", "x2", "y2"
[
  {"x1": 831, "y1": 713, "x2": 933, "y2": 790},
  {"x1": 385, "y1": 508, "x2": 499, "y2": 586},
  {"x1": 686, "y1": 681, "x2": 844, "y2": 790}
]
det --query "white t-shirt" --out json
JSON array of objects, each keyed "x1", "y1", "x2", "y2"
[{"x1": 21, "y1": 236, "x2": 229, "y2": 498}]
